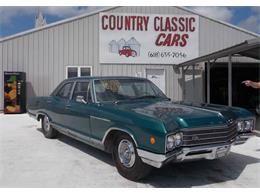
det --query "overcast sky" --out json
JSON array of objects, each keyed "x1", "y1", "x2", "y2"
[{"x1": 0, "y1": 6, "x2": 259, "y2": 38}]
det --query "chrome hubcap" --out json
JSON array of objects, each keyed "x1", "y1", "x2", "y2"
[
  {"x1": 43, "y1": 116, "x2": 50, "y2": 132},
  {"x1": 118, "y1": 139, "x2": 136, "y2": 168}
]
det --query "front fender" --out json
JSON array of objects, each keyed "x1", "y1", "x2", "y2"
[{"x1": 104, "y1": 121, "x2": 167, "y2": 154}]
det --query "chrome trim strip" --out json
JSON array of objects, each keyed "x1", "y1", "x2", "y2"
[
  {"x1": 137, "y1": 149, "x2": 166, "y2": 168},
  {"x1": 181, "y1": 124, "x2": 230, "y2": 131},
  {"x1": 177, "y1": 103, "x2": 223, "y2": 115},
  {"x1": 102, "y1": 127, "x2": 138, "y2": 147},
  {"x1": 183, "y1": 132, "x2": 237, "y2": 142},
  {"x1": 36, "y1": 114, "x2": 138, "y2": 153},
  {"x1": 51, "y1": 122, "x2": 104, "y2": 151},
  {"x1": 92, "y1": 79, "x2": 98, "y2": 103},
  {"x1": 90, "y1": 116, "x2": 111, "y2": 122},
  {"x1": 182, "y1": 139, "x2": 236, "y2": 147},
  {"x1": 89, "y1": 79, "x2": 95, "y2": 103},
  {"x1": 182, "y1": 128, "x2": 236, "y2": 136},
  {"x1": 69, "y1": 81, "x2": 77, "y2": 100},
  {"x1": 190, "y1": 106, "x2": 223, "y2": 115},
  {"x1": 52, "y1": 124, "x2": 139, "y2": 155}
]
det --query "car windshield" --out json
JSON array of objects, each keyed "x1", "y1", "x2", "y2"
[{"x1": 94, "y1": 78, "x2": 168, "y2": 102}]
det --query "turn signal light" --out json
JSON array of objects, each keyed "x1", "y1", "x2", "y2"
[{"x1": 150, "y1": 136, "x2": 156, "y2": 145}]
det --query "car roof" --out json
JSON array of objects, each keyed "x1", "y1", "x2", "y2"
[{"x1": 65, "y1": 76, "x2": 146, "y2": 82}]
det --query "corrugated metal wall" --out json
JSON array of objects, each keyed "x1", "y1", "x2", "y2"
[
  {"x1": 0, "y1": 6, "x2": 257, "y2": 110},
  {"x1": 0, "y1": 43, "x2": 2, "y2": 110},
  {"x1": 199, "y1": 17, "x2": 255, "y2": 55}
]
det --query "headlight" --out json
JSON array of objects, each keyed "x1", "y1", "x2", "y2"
[
  {"x1": 237, "y1": 121, "x2": 244, "y2": 132},
  {"x1": 174, "y1": 133, "x2": 183, "y2": 147},
  {"x1": 237, "y1": 119, "x2": 254, "y2": 132},
  {"x1": 244, "y1": 120, "x2": 254, "y2": 131},
  {"x1": 166, "y1": 132, "x2": 183, "y2": 152},
  {"x1": 166, "y1": 136, "x2": 175, "y2": 151}
]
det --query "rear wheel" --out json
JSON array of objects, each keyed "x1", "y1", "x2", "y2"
[
  {"x1": 41, "y1": 115, "x2": 57, "y2": 138},
  {"x1": 112, "y1": 134, "x2": 153, "y2": 181}
]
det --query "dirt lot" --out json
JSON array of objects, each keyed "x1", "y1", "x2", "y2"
[{"x1": 0, "y1": 114, "x2": 260, "y2": 187}]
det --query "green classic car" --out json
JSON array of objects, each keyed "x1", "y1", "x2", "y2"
[{"x1": 27, "y1": 76, "x2": 256, "y2": 181}]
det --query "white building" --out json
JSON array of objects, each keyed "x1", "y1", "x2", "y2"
[{"x1": 0, "y1": 6, "x2": 259, "y2": 111}]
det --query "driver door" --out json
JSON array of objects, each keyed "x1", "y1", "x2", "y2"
[{"x1": 65, "y1": 80, "x2": 93, "y2": 137}]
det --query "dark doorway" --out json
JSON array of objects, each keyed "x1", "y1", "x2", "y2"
[{"x1": 205, "y1": 63, "x2": 260, "y2": 113}]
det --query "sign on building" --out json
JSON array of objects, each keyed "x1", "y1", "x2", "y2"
[{"x1": 99, "y1": 13, "x2": 199, "y2": 64}]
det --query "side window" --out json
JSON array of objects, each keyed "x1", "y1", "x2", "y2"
[
  {"x1": 57, "y1": 82, "x2": 73, "y2": 100},
  {"x1": 72, "y1": 81, "x2": 91, "y2": 102}
]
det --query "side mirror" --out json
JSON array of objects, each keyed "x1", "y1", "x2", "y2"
[{"x1": 76, "y1": 95, "x2": 87, "y2": 104}]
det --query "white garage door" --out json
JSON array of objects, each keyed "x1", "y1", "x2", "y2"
[{"x1": 146, "y1": 69, "x2": 166, "y2": 93}]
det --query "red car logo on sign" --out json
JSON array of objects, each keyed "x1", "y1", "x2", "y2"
[{"x1": 119, "y1": 46, "x2": 137, "y2": 57}]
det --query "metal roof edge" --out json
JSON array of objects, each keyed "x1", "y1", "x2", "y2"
[
  {"x1": 176, "y1": 6, "x2": 260, "y2": 38},
  {"x1": 1, "y1": 6, "x2": 259, "y2": 43},
  {"x1": 178, "y1": 38, "x2": 260, "y2": 67},
  {"x1": 65, "y1": 75, "x2": 145, "y2": 81},
  {"x1": 0, "y1": 6, "x2": 120, "y2": 42}
]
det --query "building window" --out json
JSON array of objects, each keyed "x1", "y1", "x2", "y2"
[
  {"x1": 66, "y1": 66, "x2": 92, "y2": 78},
  {"x1": 80, "y1": 67, "x2": 91, "y2": 77},
  {"x1": 67, "y1": 67, "x2": 78, "y2": 78}
]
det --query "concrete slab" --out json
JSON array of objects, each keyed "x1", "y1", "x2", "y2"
[{"x1": 0, "y1": 114, "x2": 260, "y2": 187}]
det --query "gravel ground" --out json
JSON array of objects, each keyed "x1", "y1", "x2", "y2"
[{"x1": 0, "y1": 114, "x2": 260, "y2": 188}]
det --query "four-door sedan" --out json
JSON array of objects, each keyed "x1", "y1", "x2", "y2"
[{"x1": 27, "y1": 76, "x2": 255, "y2": 181}]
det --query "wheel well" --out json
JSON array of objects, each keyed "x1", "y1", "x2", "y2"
[
  {"x1": 37, "y1": 114, "x2": 43, "y2": 121},
  {"x1": 103, "y1": 130, "x2": 135, "y2": 153}
]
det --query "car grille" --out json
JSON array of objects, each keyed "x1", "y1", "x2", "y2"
[{"x1": 182, "y1": 123, "x2": 237, "y2": 147}]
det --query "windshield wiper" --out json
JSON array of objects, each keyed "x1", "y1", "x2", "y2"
[
  {"x1": 113, "y1": 95, "x2": 169, "y2": 104},
  {"x1": 132, "y1": 95, "x2": 160, "y2": 100}
]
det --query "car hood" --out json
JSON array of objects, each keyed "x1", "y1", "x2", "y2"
[{"x1": 109, "y1": 100, "x2": 241, "y2": 132}]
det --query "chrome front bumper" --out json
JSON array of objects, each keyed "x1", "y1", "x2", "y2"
[{"x1": 137, "y1": 133, "x2": 254, "y2": 168}]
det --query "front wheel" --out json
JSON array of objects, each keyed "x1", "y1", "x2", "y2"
[
  {"x1": 112, "y1": 134, "x2": 153, "y2": 181},
  {"x1": 41, "y1": 115, "x2": 57, "y2": 139}
]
